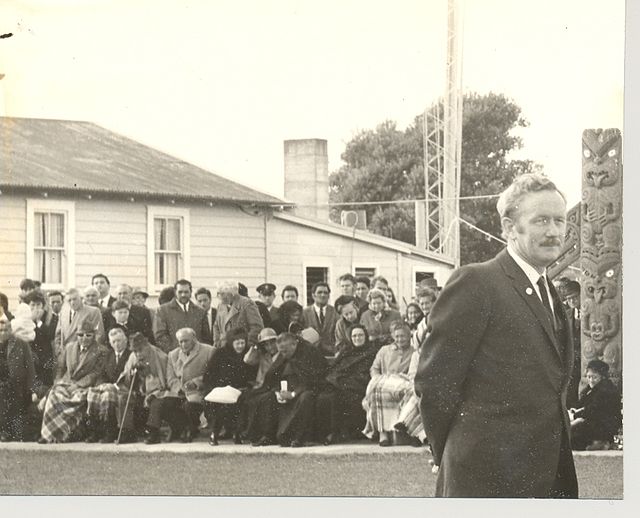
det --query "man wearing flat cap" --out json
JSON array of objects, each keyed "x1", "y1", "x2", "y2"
[{"x1": 256, "y1": 283, "x2": 283, "y2": 332}]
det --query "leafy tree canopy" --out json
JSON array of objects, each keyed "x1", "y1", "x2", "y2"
[{"x1": 329, "y1": 92, "x2": 539, "y2": 264}]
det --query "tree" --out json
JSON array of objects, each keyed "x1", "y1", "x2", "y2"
[{"x1": 329, "y1": 92, "x2": 539, "y2": 265}]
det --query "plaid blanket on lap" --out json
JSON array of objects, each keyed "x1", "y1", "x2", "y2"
[
  {"x1": 362, "y1": 374, "x2": 412, "y2": 438},
  {"x1": 396, "y1": 392, "x2": 426, "y2": 441},
  {"x1": 86, "y1": 383, "x2": 119, "y2": 421},
  {"x1": 40, "y1": 383, "x2": 90, "y2": 443}
]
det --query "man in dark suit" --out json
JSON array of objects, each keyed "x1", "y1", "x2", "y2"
[
  {"x1": 415, "y1": 173, "x2": 578, "y2": 498},
  {"x1": 85, "y1": 327, "x2": 133, "y2": 443},
  {"x1": 195, "y1": 287, "x2": 216, "y2": 345},
  {"x1": 92, "y1": 273, "x2": 116, "y2": 310},
  {"x1": 562, "y1": 280, "x2": 582, "y2": 409},
  {"x1": 301, "y1": 282, "x2": 338, "y2": 357},
  {"x1": 154, "y1": 279, "x2": 207, "y2": 353},
  {"x1": 111, "y1": 284, "x2": 154, "y2": 343}
]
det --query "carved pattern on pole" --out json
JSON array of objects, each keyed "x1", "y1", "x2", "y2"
[{"x1": 580, "y1": 128, "x2": 622, "y2": 387}]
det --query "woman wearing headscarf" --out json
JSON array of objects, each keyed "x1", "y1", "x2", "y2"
[
  {"x1": 360, "y1": 289, "x2": 402, "y2": 349},
  {"x1": 569, "y1": 359, "x2": 622, "y2": 450},
  {"x1": 315, "y1": 324, "x2": 377, "y2": 445},
  {"x1": 0, "y1": 306, "x2": 37, "y2": 442},
  {"x1": 203, "y1": 327, "x2": 257, "y2": 445},
  {"x1": 362, "y1": 320, "x2": 413, "y2": 446}
]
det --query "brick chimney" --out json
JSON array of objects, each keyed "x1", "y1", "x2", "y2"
[{"x1": 283, "y1": 139, "x2": 329, "y2": 220}]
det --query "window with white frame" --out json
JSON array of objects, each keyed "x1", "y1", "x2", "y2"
[
  {"x1": 147, "y1": 206, "x2": 190, "y2": 292},
  {"x1": 26, "y1": 199, "x2": 75, "y2": 289}
]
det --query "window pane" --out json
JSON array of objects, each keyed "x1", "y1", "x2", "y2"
[
  {"x1": 49, "y1": 213, "x2": 64, "y2": 247},
  {"x1": 34, "y1": 250, "x2": 45, "y2": 281},
  {"x1": 45, "y1": 250, "x2": 63, "y2": 284},
  {"x1": 165, "y1": 253, "x2": 179, "y2": 284},
  {"x1": 166, "y1": 219, "x2": 181, "y2": 250},
  {"x1": 155, "y1": 253, "x2": 164, "y2": 284},
  {"x1": 154, "y1": 219, "x2": 165, "y2": 251},
  {"x1": 35, "y1": 213, "x2": 46, "y2": 247}
]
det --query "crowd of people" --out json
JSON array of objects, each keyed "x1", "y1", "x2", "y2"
[{"x1": 0, "y1": 268, "x2": 621, "y2": 451}]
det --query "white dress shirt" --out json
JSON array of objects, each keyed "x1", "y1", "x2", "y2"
[{"x1": 507, "y1": 245, "x2": 555, "y2": 316}]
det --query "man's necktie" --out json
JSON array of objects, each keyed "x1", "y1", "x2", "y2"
[
  {"x1": 319, "y1": 307, "x2": 325, "y2": 327},
  {"x1": 69, "y1": 310, "x2": 74, "y2": 324},
  {"x1": 536, "y1": 276, "x2": 554, "y2": 325}
]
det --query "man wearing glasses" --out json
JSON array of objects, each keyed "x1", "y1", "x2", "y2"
[{"x1": 39, "y1": 319, "x2": 109, "y2": 444}]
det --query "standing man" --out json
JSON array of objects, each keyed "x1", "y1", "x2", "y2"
[
  {"x1": 415, "y1": 173, "x2": 578, "y2": 498},
  {"x1": 213, "y1": 281, "x2": 264, "y2": 349},
  {"x1": 109, "y1": 284, "x2": 154, "y2": 344},
  {"x1": 302, "y1": 282, "x2": 338, "y2": 357},
  {"x1": 195, "y1": 287, "x2": 216, "y2": 345},
  {"x1": 54, "y1": 288, "x2": 105, "y2": 364},
  {"x1": 281, "y1": 286, "x2": 299, "y2": 303},
  {"x1": 154, "y1": 279, "x2": 207, "y2": 353},
  {"x1": 563, "y1": 280, "x2": 582, "y2": 410},
  {"x1": 92, "y1": 274, "x2": 116, "y2": 310}
]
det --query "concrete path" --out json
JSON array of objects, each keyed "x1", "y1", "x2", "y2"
[{"x1": 0, "y1": 439, "x2": 623, "y2": 456}]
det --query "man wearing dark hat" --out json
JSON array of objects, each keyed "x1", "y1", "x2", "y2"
[
  {"x1": 563, "y1": 280, "x2": 582, "y2": 409},
  {"x1": 257, "y1": 283, "x2": 283, "y2": 332},
  {"x1": 416, "y1": 173, "x2": 578, "y2": 498},
  {"x1": 569, "y1": 359, "x2": 621, "y2": 450}
]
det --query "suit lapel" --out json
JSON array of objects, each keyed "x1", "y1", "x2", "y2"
[
  {"x1": 497, "y1": 250, "x2": 563, "y2": 362},
  {"x1": 73, "y1": 342, "x2": 98, "y2": 378},
  {"x1": 224, "y1": 304, "x2": 239, "y2": 329}
]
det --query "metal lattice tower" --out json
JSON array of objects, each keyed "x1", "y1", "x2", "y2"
[{"x1": 424, "y1": 0, "x2": 463, "y2": 267}]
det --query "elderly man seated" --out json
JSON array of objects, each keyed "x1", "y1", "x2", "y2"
[
  {"x1": 163, "y1": 328, "x2": 214, "y2": 442},
  {"x1": 39, "y1": 320, "x2": 110, "y2": 443},
  {"x1": 84, "y1": 327, "x2": 132, "y2": 443},
  {"x1": 118, "y1": 332, "x2": 170, "y2": 444},
  {"x1": 251, "y1": 332, "x2": 328, "y2": 447}
]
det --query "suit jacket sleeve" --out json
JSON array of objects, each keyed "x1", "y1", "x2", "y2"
[
  {"x1": 414, "y1": 266, "x2": 491, "y2": 466},
  {"x1": 153, "y1": 307, "x2": 171, "y2": 353},
  {"x1": 243, "y1": 301, "x2": 264, "y2": 346}
]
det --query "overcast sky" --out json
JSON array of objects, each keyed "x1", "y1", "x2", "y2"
[{"x1": 0, "y1": 0, "x2": 625, "y2": 205}]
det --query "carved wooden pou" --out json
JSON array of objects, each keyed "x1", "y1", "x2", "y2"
[{"x1": 580, "y1": 128, "x2": 622, "y2": 387}]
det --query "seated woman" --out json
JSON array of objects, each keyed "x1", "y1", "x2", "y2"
[
  {"x1": 362, "y1": 320, "x2": 414, "y2": 446},
  {"x1": 393, "y1": 346, "x2": 426, "y2": 447},
  {"x1": 360, "y1": 289, "x2": 402, "y2": 349},
  {"x1": 315, "y1": 324, "x2": 377, "y2": 445},
  {"x1": 203, "y1": 327, "x2": 257, "y2": 445},
  {"x1": 570, "y1": 359, "x2": 622, "y2": 450},
  {"x1": 333, "y1": 296, "x2": 360, "y2": 354}
]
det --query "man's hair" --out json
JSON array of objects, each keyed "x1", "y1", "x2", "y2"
[
  {"x1": 83, "y1": 285, "x2": 100, "y2": 297},
  {"x1": 112, "y1": 300, "x2": 130, "y2": 312},
  {"x1": 108, "y1": 327, "x2": 127, "y2": 339},
  {"x1": 92, "y1": 273, "x2": 111, "y2": 286},
  {"x1": 176, "y1": 327, "x2": 197, "y2": 340},
  {"x1": 354, "y1": 276, "x2": 371, "y2": 288},
  {"x1": 158, "y1": 286, "x2": 175, "y2": 305},
  {"x1": 390, "y1": 319, "x2": 410, "y2": 333},
  {"x1": 416, "y1": 287, "x2": 438, "y2": 302},
  {"x1": 279, "y1": 300, "x2": 303, "y2": 317},
  {"x1": 66, "y1": 288, "x2": 81, "y2": 298},
  {"x1": 116, "y1": 284, "x2": 133, "y2": 294},
  {"x1": 281, "y1": 285, "x2": 299, "y2": 298},
  {"x1": 23, "y1": 290, "x2": 46, "y2": 306},
  {"x1": 47, "y1": 290, "x2": 63, "y2": 299},
  {"x1": 20, "y1": 278, "x2": 37, "y2": 292},
  {"x1": 311, "y1": 281, "x2": 330, "y2": 294},
  {"x1": 496, "y1": 173, "x2": 566, "y2": 221},
  {"x1": 334, "y1": 295, "x2": 357, "y2": 314},
  {"x1": 276, "y1": 332, "x2": 298, "y2": 345},
  {"x1": 195, "y1": 287, "x2": 212, "y2": 300},
  {"x1": 371, "y1": 275, "x2": 389, "y2": 288},
  {"x1": 367, "y1": 288, "x2": 387, "y2": 303},
  {"x1": 218, "y1": 280, "x2": 239, "y2": 295},
  {"x1": 174, "y1": 279, "x2": 192, "y2": 291},
  {"x1": 338, "y1": 273, "x2": 356, "y2": 285}
]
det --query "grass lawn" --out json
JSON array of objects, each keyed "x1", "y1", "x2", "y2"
[{"x1": 0, "y1": 450, "x2": 622, "y2": 498}]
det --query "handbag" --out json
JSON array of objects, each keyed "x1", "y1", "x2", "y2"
[{"x1": 204, "y1": 385, "x2": 242, "y2": 404}]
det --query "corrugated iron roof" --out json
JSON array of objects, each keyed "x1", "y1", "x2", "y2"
[{"x1": 0, "y1": 117, "x2": 285, "y2": 205}]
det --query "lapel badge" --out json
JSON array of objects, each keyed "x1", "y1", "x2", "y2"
[{"x1": 525, "y1": 287, "x2": 533, "y2": 295}]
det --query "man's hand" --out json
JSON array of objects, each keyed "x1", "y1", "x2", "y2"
[
  {"x1": 184, "y1": 380, "x2": 197, "y2": 391},
  {"x1": 429, "y1": 459, "x2": 439, "y2": 474},
  {"x1": 275, "y1": 390, "x2": 295, "y2": 403}
]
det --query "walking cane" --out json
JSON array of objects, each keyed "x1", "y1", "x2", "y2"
[{"x1": 116, "y1": 367, "x2": 137, "y2": 445}]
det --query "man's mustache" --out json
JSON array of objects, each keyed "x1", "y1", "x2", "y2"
[{"x1": 541, "y1": 239, "x2": 562, "y2": 247}]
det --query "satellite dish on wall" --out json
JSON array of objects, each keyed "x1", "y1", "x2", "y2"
[{"x1": 340, "y1": 210, "x2": 367, "y2": 229}]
